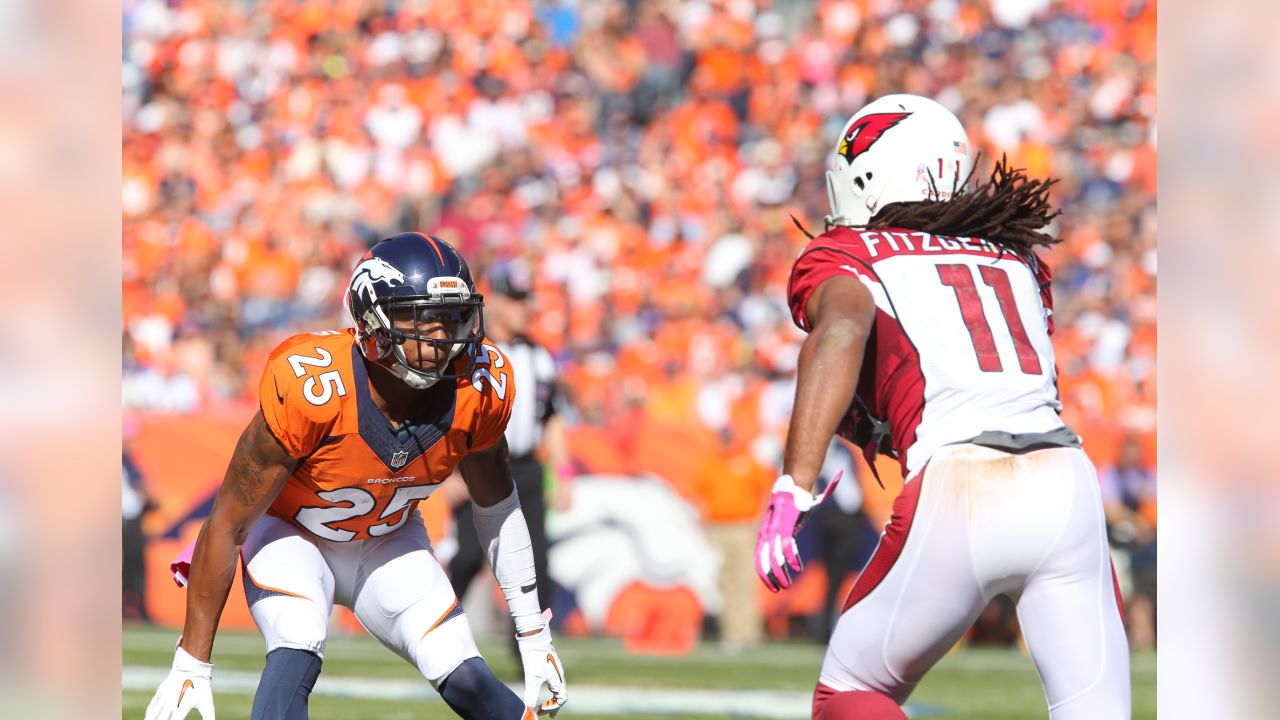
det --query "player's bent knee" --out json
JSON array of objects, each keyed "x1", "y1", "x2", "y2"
[
  {"x1": 252, "y1": 596, "x2": 328, "y2": 658},
  {"x1": 251, "y1": 647, "x2": 323, "y2": 720},
  {"x1": 408, "y1": 609, "x2": 480, "y2": 684},
  {"x1": 813, "y1": 683, "x2": 907, "y2": 720},
  {"x1": 439, "y1": 657, "x2": 524, "y2": 720}
]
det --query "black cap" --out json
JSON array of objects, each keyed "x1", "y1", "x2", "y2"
[{"x1": 487, "y1": 260, "x2": 535, "y2": 300}]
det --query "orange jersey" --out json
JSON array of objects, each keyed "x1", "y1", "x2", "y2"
[{"x1": 258, "y1": 329, "x2": 515, "y2": 542}]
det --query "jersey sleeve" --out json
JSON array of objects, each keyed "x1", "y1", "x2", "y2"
[
  {"x1": 788, "y1": 240, "x2": 878, "y2": 332},
  {"x1": 468, "y1": 343, "x2": 518, "y2": 453},
  {"x1": 257, "y1": 338, "x2": 342, "y2": 459}
]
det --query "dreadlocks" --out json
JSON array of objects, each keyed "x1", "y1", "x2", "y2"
[{"x1": 864, "y1": 154, "x2": 1062, "y2": 260}]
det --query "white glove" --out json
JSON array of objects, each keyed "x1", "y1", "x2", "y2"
[
  {"x1": 515, "y1": 611, "x2": 567, "y2": 717},
  {"x1": 145, "y1": 645, "x2": 215, "y2": 720}
]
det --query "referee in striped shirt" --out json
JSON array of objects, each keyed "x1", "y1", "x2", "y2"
[{"x1": 449, "y1": 260, "x2": 570, "y2": 628}]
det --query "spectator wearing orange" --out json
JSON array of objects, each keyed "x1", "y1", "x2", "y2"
[{"x1": 693, "y1": 427, "x2": 775, "y2": 650}]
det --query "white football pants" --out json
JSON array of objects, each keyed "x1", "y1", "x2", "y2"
[
  {"x1": 240, "y1": 512, "x2": 480, "y2": 685},
  {"x1": 819, "y1": 444, "x2": 1131, "y2": 719}
]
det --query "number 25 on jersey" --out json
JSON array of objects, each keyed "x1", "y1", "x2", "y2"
[{"x1": 287, "y1": 346, "x2": 349, "y2": 405}]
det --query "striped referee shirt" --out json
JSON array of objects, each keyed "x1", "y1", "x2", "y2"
[{"x1": 498, "y1": 336, "x2": 560, "y2": 459}]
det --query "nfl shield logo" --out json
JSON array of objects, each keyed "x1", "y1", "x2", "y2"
[{"x1": 391, "y1": 450, "x2": 409, "y2": 469}]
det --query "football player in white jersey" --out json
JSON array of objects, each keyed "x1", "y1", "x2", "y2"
[{"x1": 754, "y1": 94, "x2": 1130, "y2": 719}]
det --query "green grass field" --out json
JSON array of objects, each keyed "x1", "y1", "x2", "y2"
[{"x1": 123, "y1": 624, "x2": 1154, "y2": 719}]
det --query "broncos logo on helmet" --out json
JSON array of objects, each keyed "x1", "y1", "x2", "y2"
[
  {"x1": 346, "y1": 233, "x2": 486, "y2": 390},
  {"x1": 350, "y1": 257, "x2": 406, "y2": 323}
]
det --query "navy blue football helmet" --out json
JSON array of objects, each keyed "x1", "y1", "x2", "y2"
[{"x1": 346, "y1": 232, "x2": 485, "y2": 389}]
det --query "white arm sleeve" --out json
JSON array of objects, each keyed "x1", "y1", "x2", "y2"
[{"x1": 471, "y1": 486, "x2": 543, "y2": 632}]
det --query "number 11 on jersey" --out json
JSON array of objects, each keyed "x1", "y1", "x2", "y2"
[{"x1": 937, "y1": 263, "x2": 1043, "y2": 375}]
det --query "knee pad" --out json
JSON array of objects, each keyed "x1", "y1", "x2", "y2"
[
  {"x1": 406, "y1": 607, "x2": 480, "y2": 683},
  {"x1": 813, "y1": 684, "x2": 906, "y2": 720},
  {"x1": 439, "y1": 657, "x2": 524, "y2": 720},
  {"x1": 251, "y1": 648, "x2": 323, "y2": 720},
  {"x1": 249, "y1": 595, "x2": 329, "y2": 658}
]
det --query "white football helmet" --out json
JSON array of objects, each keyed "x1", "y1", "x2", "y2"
[{"x1": 825, "y1": 94, "x2": 974, "y2": 228}]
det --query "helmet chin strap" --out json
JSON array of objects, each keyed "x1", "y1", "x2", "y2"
[
  {"x1": 384, "y1": 339, "x2": 472, "y2": 390},
  {"x1": 387, "y1": 362, "x2": 439, "y2": 390},
  {"x1": 387, "y1": 344, "x2": 442, "y2": 389}
]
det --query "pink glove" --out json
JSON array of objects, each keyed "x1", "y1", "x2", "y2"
[
  {"x1": 171, "y1": 540, "x2": 196, "y2": 588},
  {"x1": 755, "y1": 471, "x2": 842, "y2": 592}
]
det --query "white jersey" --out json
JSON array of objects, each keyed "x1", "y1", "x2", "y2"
[{"x1": 787, "y1": 226, "x2": 1073, "y2": 479}]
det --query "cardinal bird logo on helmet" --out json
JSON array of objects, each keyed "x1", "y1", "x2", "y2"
[{"x1": 837, "y1": 112, "x2": 912, "y2": 164}]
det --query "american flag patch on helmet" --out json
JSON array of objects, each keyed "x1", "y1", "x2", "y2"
[{"x1": 953, "y1": 141, "x2": 969, "y2": 153}]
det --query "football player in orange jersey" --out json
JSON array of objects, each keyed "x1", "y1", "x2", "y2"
[{"x1": 146, "y1": 233, "x2": 566, "y2": 720}]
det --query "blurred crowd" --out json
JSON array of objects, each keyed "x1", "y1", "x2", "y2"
[{"x1": 122, "y1": 0, "x2": 1156, "y2": 647}]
